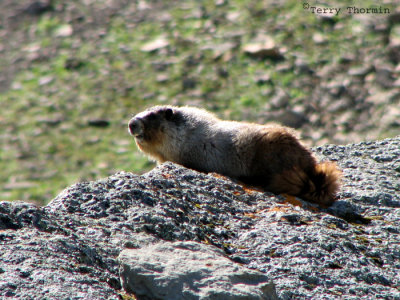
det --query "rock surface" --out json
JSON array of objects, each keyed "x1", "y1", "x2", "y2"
[
  {"x1": 1, "y1": 137, "x2": 399, "y2": 299},
  {"x1": 119, "y1": 240, "x2": 277, "y2": 299}
]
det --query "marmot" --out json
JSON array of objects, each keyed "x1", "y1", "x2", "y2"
[{"x1": 128, "y1": 106, "x2": 342, "y2": 207}]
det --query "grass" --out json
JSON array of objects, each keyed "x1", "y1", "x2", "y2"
[{"x1": 0, "y1": 0, "x2": 397, "y2": 204}]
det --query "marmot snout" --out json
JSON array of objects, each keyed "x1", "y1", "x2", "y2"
[
  {"x1": 128, "y1": 105, "x2": 342, "y2": 207},
  {"x1": 129, "y1": 107, "x2": 174, "y2": 142},
  {"x1": 128, "y1": 119, "x2": 142, "y2": 138}
]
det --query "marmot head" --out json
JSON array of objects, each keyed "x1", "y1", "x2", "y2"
[
  {"x1": 128, "y1": 106, "x2": 183, "y2": 162},
  {"x1": 129, "y1": 106, "x2": 173, "y2": 141},
  {"x1": 129, "y1": 105, "x2": 218, "y2": 163}
]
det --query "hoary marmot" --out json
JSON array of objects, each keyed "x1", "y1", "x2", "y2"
[{"x1": 128, "y1": 105, "x2": 341, "y2": 207}]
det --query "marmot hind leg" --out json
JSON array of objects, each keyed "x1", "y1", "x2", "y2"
[
  {"x1": 255, "y1": 128, "x2": 342, "y2": 206},
  {"x1": 268, "y1": 161, "x2": 342, "y2": 207}
]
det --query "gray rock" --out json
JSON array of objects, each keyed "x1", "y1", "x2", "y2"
[
  {"x1": 0, "y1": 202, "x2": 121, "y2": 299},
  {"x1": 242, "y1": 39, "x2": 283, "y2": 60},
  {"x1": 119, "y1": 240, "x2": 278, "y2": 300},
  {"x1": 1, "y1": 136, "x2": 399, "y2": 299}
]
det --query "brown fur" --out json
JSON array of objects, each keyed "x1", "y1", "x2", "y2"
[
  {"x1": 129, "y1": 106, "x2": 342, "y2": 206},
  {"x1": 136, "y1": 129, "x2": 166, "y2": 162}
]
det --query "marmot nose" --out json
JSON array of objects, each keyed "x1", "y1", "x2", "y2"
[{"x1": 128, "y1": 118, "x2": 140, "y2": 135}]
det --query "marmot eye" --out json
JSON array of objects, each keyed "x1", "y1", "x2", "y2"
[
  {"x1": 165, "y1": 108, "x2": 173, "y2": 120},
  {"x1": 148, "y1": 113, "x2": 156, "y2": 120}
]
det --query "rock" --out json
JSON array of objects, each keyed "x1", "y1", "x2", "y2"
[
  {"x1": 389, "y1": 8, "x2": 400, "y2": 27},
  {"x1": 54, "y1": 24, "x2": 73, "y2": 37},
  {"x1": 201, "y1": 42, "x2": 237, "y2": 59},
  {"x1": 23, "y1": 1, "x2": 53, "y2": 16},
  {"x1": 36, "y1": 115, "x2": 64, "y2": 126},
  {"x1": 140, "y1": 37, "x2": 169, "y2": 52},
  {"x1": 119, "y1": 240, "x2": 278, "y2": 300},
  {"x1": 217, "y1": 67, "x2": 229, "y2": 78},
  {"x1": 268, "y1": 88, "x2": 290, "y2": 108},
  {"x1": 1, "y1": 137, "x2": 400, "y2": 299},
  {"x1": 375, "y1": 65, "x2": 394, "y2": 88},
  {"x1": 390, "y1": 25, "x2": 400, "y2": 47},
  {"x1": 348, "y1": 65, "x2": 373, "y2": 77},
  {"x1": 3, "y1": 181, "x2": 37, "y2": 190},
  {"x1": 38, "y1": 75, "x2": 54, "y2": 86},
  {"x1": 64, "y1": 58, "x2": 86, "y2": 70},
  {"x1": 254, "y1": 73, "x2": 271, "y2": 84},
  {"x1": 87, "y1": 119, "x2": 110, "y2": 127},
  {"x1": 0, "y1": 202, "x2": 119, "y2": 299},
  {"x1": 243, "y1": 37, "x2": 283, "y2": 59},
  {"x1": 182, "y1": 77, "x2": 197, "y2": 90},
  {"x1": 388, "y1": 45, "x2": 400, "y2": 64},
  {"x1": 156, "y1": 73, "x2": 169, "y2": 83},
  {"x1": 312, "y1": 32, "x2": 326, "y2": 44},
  {"x1": 393, "y1": 77, "x2": 400, "y2": 88},
  {"x1": 275, "y1": 109, "x2": 308, "y2": 128}
]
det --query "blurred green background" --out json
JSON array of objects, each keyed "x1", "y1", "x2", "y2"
[{"x1": 1, "y1": 0, "x2": 399, "y2": 204}]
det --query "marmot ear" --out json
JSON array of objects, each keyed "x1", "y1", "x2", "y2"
[{"x1": 165, "y1": 108, "x2": 173, "y2": 120}]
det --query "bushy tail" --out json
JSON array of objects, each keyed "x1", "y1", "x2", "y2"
[
  {"x1": 301, "y1": 161, "x2": 342, "y2": 207},
  {"x1": 271, "y1": 161, "x2": 342, "y2": 207}
]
